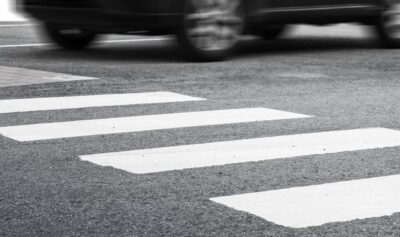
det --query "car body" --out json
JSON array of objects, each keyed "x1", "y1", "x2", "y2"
[{"x1": 19, "y1": 0, "x2": 400, "y2": 60}]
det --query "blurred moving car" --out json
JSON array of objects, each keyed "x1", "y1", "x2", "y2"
[{"x1": 19, "y1": 0, "x2": 400, "y2": 61}]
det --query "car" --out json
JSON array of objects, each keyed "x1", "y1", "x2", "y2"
[{"x1": 19, "y1": 0, "x2": 400, "y2": 61}]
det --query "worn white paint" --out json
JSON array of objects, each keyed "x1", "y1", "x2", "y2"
[
  {"x1": 0, "y1": 24, "x2": 35, "y2": 27},
  {"x1": 0, "y1": 38, "x2": 169, "y2": 48},
  {"x1": 0, "y1": 92, "x2": 205, "y2": 113},
  {"x1": 80, "y1": 128, "x2": 400, "y2": 174},
  {"x1": 0, "y1": 65, "x2": 98, "y2": 87},
  {"x1": 0, "y1": 43, "x2": 49, "y2": 48},
  {"x1": 211, "y1": 174, "x2": 400, "y2": 228},
  {"x1": 0, "y1": 108, "x2": 310, "y2": 141}
]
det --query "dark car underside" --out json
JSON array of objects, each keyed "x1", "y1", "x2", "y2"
[{"x1": 20, "y1": 0, "x2": 400, "y2": 60}]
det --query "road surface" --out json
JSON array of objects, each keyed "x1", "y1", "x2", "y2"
[{"x1": 1, "y1": 23, "x2": 400, "y2": 236}]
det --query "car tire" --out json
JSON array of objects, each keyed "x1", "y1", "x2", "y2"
[
  {"x1": 177, "y1": 0, "x2": 245, "y2": 61},
  {"x1": 375, "y1": 0, "x2": 400, "y2": 48},
  {"x1": 44, "y1": 23, "x2": 97, "y2": 50},
  {"x1": 257, "y1": 25, "x2": 286, "y2": 40}
]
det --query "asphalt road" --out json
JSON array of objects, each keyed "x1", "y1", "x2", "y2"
[{"x1": 1, "y1": 22, "x2": 400, "y2": 236}]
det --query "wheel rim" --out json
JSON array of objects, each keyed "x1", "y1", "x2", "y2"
[
  {"x1": 383, "y1": 3, "x2": 400, "y2": 39},
  {"x1": 184, "y1": 0, "x2": 244, "y2": 51}
]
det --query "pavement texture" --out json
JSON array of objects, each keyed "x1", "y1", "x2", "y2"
[{"x1": 1, "y1": 23, "x2": 400, "y2": 236}]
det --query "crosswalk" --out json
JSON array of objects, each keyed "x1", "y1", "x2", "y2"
[
  {"x1": 0, "y1": 91, "x2": 205, "y2": 113},
  {"x1": 81, "y1": 128, "x2": 400, "y2": 174},
  {"x1": 0, "y1": 108, "x2": 309, "y2": 141},
  {"x1": 211, "y1": 174, "x2": 400, "y2": 228},
  {"x1": 1, "y1": 90, "x2": 400, "y2": 229}
]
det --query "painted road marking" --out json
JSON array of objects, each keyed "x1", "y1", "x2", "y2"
[
  {"x1": 0, "y1": 24, "x2": 35, "y2": 27},
  {"x1": 0, "y1": 108, "x2": 310, "y2": 142},
  {"x1": 0, "y1": 38, "x2": 169, "y2": 48},
  {"x1": 0, "y1": 43, "x2": 49, "y2": 48},
  {"x1": 80, "y1": 128, "x2": 400, "y2": 174},
  {"x1": 0, "y1": 92, "x2": 205, "y2": 113},
  {"x1": 211, "y1": 174, "x2": 400, "y2": 228},
  {"x1": 0, "y1": 65, "x2": 98, "y2": 87}
]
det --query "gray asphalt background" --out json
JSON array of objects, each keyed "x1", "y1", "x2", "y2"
[{"x1": 1, "y1": 23, "x2": 400, "y2": 236}]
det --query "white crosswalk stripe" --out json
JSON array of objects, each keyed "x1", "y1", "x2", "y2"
[
  {"x1": 0, "y1": 92, "x2": 205, "y2": 113},
  {"x1": 0, "y1": 108, "x2": 311, "y2": 141},
  {"x1": 80, "y1": 128, "x2": 400, "y2": 174},
  {"x1": 2, "y1": 88, "x2": 400, "y2": 229},
  {"x1": 210, "y1": 174, "x2": 400, "y2": 228}
]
